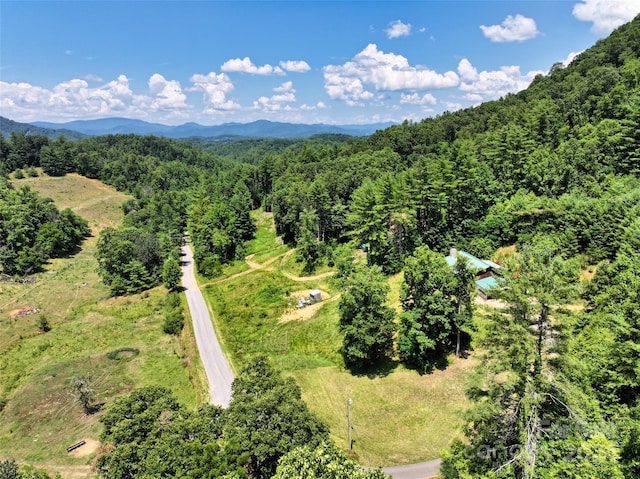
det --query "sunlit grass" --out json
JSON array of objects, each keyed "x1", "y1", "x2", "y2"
[{"x1": 0, "y1": 174, "x2": 201, "y2": 476}]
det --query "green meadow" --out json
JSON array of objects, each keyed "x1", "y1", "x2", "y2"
[{"x1": 0, "y1": 173, "x2": 203, "y2": 478}]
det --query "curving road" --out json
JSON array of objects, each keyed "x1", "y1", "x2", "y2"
[
  {"x1": 180, "y1": 242, "x2": 440, "y2": 478},
  {"x1": 180, "y1": 242, "x2": 234, "y2": 407}
]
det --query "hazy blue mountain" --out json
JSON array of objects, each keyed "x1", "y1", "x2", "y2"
[
  {"x1": 0, "y1": 116, "x2": 87, "y2": 140},
  {"x1": 31, "y1": 117, "x2": 395, "y2": 139}
]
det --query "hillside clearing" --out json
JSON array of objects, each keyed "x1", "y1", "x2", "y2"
[
  {"x1": 0, "y1": 173, "x2": 202, "y2": 477},
  {"x1": 202, "y1": 210, "x2": 476, "y2": 466}
]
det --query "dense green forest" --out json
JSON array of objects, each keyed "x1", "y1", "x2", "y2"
[{"x1": 1, "y1": 14, "x2": 640, "y2": 479}]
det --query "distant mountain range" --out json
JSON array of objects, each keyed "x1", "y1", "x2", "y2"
[
  {"x1": 0, "y1": 116, "x2": 87, "y2": 140},
  {"x1": 15, "y1": 117, "x2": 395, "y2": 139}
]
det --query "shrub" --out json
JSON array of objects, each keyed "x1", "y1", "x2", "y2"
[{"x1": 163, "y1": 308, "x2": 184, "y2": 335}]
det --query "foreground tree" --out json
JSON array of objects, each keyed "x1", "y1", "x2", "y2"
[
  {"x1": 99, "y1": 387, "x2": 226, "y2": 478},
  {"x1": 442, "y1": 240, "x2": 586, "y2": 479},
  {"x1": 225, "y1": 356, "x2": 330, "y2": 478},
  {"x1": 274, "y1": 441, "x2": 389, "y2": 479},
  {"x1": 338, "y1": 264, "x2": 396, "y2": 371},
  {"x1": 398, "y1": 246, "x2": 457, "y2": 372}
]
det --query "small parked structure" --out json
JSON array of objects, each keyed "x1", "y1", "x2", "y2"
[
  {"x1": 445, "y1": 248, "x2": 503, "y2": 300},
  {"x1": 309, "y1": 289, "x2": 322, "y2": 302}
]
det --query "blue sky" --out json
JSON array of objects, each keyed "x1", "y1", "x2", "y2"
[{"x1": 1, "y1": 1, "x2": 639, "y2": 126}]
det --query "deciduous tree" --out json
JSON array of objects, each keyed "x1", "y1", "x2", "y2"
[{"x1": 338, "y1": 264, "x2": 396, "y2": 371}]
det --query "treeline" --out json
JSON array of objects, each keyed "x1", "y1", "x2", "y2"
[
  {"x1": 0, "y1": 178, "x2": 89, "y2": 275},
  {"x1": 0, "y1": 132, "x2": 259, "y2": 293},
  {"x1": 258, "y1": 15, "x2": 640, "y2": 273}
]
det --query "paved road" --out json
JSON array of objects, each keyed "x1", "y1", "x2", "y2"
[
  {"x1": 181, "y1": 243, "x2": 440, "y2": 477},
  {"x1": 382, "y1": 459, "x2": 441, "y2": 479},
  {"x1": 181, "y1": 243, "x2": 234, "y2": 407}
]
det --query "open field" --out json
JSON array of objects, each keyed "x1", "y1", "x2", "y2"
[
  {"x1": 292, "y1": 358, "x2": 475, "y2": 467},
  {"x1": 0, "y1": 173, "x2": 202, "y2": 477},
  {"x1": 203, "y1": 211, "x2": 476, "y2": 466}
]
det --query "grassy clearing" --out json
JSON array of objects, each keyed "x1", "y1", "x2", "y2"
[
  {"x1": 0, "y1": 288, "x2": 198, "y2": 472},
  {"x1": 204, "y1": 268, "x2": 339, "y2": 372},
  {"x1": 16, "y1": 172, "x2": 128, "y2": 234},
  {"x1": 203, "y1": 211, "x2": 477, "y2": 466},
  {"x1": 291, "y1": 358, "x2": 476, "y2": 467},
  {"x1": 0, "y1": 174, "x2": 201, "y2": 477},
  {"x1": 244, "y1": 209, "x2": 289, "y2": 263}
]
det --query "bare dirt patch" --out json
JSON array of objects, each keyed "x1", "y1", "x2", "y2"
[
  {"x1": 8, "y1": 306, "x2": 40, "y2": 318},
  {"x1": 67, "y1": 438, "x2": 100, "y2": 457},
  {"x1": 580, "y1": 265, "x2": 597, "y2": 282},
  {"x1": 279, "y1": 289, "x2": 338, "y2": 323}
]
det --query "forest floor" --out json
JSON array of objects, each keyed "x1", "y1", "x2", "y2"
[{"x1": 0, "y1": 171, "x2": 203, "y2": 478}]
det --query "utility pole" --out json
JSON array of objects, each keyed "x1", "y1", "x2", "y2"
[{"x1": 347, "y1": 397, "x2": 353, "y2": 450}]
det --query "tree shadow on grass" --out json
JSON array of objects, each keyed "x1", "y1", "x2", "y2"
[
  {"x1": 403, "y1": 355, "x2": 450, "y2": 376},
  {"x1": 86, "y1": 402, "x2": 105, "y2": 415},
  {"x1": 348, "y1": 357, "x2": 400, "y2": 379}
]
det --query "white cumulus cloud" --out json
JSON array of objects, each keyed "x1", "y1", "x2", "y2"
[
  {"x1": 189, "y1": 72, "x2": 240, "y2": 111},
  {"x1": 385, "y1": 20, "x2": 412, "y2": 39},
  {"x1": 253, "y1": 81, "x2": 297, "y2": 111},
  {"x1": 444, "y1": 101, "x2": 463, "y2": 112},
  {"x1": 221, "y1": 57, "x2": 284, "y2": 75},
  {"x1": 323, "y1": 44, "x2": 458, "y2": 106},
  {"x1": 457, "y1": 58, "x2": 544, "y2": 101},
  {"x1": 562, "y1": 51, "x2": 582, "y2": 67},
  {"x1": 300, "y1": 101, "x2": 327, "y2": 111},
  {"x1": 0, "y1": 74, "x2": 192, "y2": 123},
  {"x1": 400, "y1": 92, "x2": 437, "y2": 105},
  {"x1": 480, "y1": 14, "x2": 539, "y2": 42},
  {"x1": 148, "y1": 73, "x2": 188, "y2": 111},
  {"x1": 572, "y1": 0, "x2": 640, "y2": 34},
  {"x1": 279, "y1": 60, "x2": 311, "y2": 73}
]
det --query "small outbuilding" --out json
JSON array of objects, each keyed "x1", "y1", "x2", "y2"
[{"x1": 309, "y1": 289, "x2": 322, "y2": 302}]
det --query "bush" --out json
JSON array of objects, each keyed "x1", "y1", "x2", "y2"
[
  {"x1": 163, "y1": 308, "x2": 184, "y2": 335},
  {"x1": 165, "y1": 291, "x2": 182, "y2": 310},
  {"x1": 13, "y1": 169, "x2": 24, "y2": 179},
  {"x1": 37, "y1": 315, "x2": 51, "y2": 333}
]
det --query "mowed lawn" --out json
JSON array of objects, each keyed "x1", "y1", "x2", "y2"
[
  {"x1": 203, "y1": 210, "x2": 475, "y2": 467},
  {"x1": 0, "y1": 173, "x2": 201, "y2": 478}
]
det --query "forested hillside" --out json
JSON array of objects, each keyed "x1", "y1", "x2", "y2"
[{"x1": 1, "y1": 14, "x2": 639, "y2": 479}]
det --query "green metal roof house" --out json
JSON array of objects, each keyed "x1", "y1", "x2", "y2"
[{"x1": 445, "y1": 248, "x2": 503, "y2": 300}]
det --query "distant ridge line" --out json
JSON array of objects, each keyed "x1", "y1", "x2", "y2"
[{"x1": 22, "y1": 117, "x2": 396, "y2": 139}]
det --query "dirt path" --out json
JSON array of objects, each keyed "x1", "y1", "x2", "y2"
[
  {"x1": 205, "y1": 251, "x2": 290, "y2": 285},
  {"x1": 282, "y1": 270, "x2": 335, "y2": 282}
]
